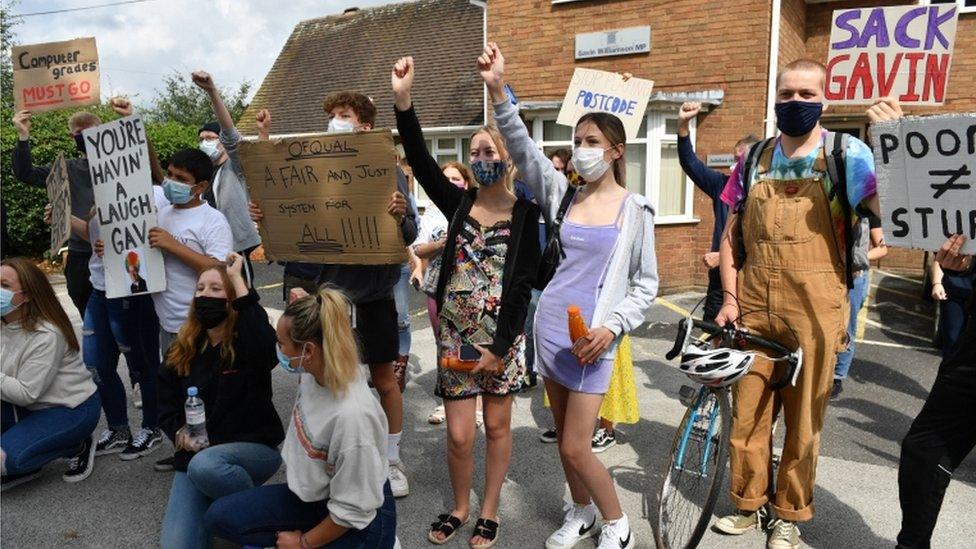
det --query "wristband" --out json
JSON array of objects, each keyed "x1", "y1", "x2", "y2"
[
  {"x1": 933, "y1": 282, "x2": 944, "y2": 287},
  {"x1": 300, "y1": 533, "x2": 313, "y2": 549}
]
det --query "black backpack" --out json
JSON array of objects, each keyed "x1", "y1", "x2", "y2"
[
  {"x1": 737, "y1": 131, "x2": 857, "y2": 289},
  {"x1": 535, "y1": 186, "x2": 578, "y2": 290}
]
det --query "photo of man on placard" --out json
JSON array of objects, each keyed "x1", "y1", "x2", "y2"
[{"x1": 125, "y1": 249, "x2": 149, "y2": 294}]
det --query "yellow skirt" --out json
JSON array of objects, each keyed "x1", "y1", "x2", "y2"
[{"x1": 543, "y1": 335, "x2": 640, "y2": 425}]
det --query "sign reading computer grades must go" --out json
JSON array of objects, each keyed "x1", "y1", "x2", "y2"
[
  {"x1": 12, "y1": 37, "x2": 100, "y2": 113},
  {"x1": 825, "y1": 5, "x2": 959, "y2": 106},
  {"x1": 238, "y1": 130, "x2": 408, "y2": 264},
  {"x1": 871, "y1": 113, "x2": 976, "y2": 255}
]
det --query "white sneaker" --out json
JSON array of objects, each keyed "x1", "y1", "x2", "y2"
[
  {"x1": 393, "y1": 536, "x2": 402, "y2": 549},
  {"x1": 767, "y1": 519, "x2": 800, "y2": 549},
  {"x1": 545, "y1": 502, "x2": 598, "y2": 549},
  {"x1": 388, "y1": 461, "x2": 409, "y2": 498},
  {"x1": 597, "y1": 514, "x2": 633, "y2": 549}
]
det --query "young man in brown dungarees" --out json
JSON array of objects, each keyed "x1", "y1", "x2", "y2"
[{"x1": 712, "y1": 59, "x2": 884, "y2": 549}]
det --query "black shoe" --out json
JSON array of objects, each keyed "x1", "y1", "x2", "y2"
[
  {"x1": 95, "y1": 427, "x2": 131, "y2": 456},
  {"x1": 1, "y1": 469, "x2": 42, "y2": 492},
  {"x1": 830, "y1": 379, "x2": 843, "y2": 399},
  {"x1": 63, "y1": 434, "x2": 96, "y2": 483},
  {"x1": 119, "y1": 428, "x2": 163, "y2": 461},
  {"x1": 154, "y1": 456, "x2": 175, "y2": 472},
  {"x1": 591, "y1": 428, "x2": 617, "y2": 453},
  {"x1": 539, "y1": 428, "x2": 558, "y2": 443}
]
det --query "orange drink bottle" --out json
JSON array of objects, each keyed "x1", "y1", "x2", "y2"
[
  {"x1": 568, "y1": 305, "x2": 589, "y2": 344},
  {"x1": 439, "y1": 355, "x2": 478, "y2": 372}
]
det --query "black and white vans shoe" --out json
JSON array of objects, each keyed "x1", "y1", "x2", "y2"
[
  {"x1": 95, "y1": 428, "x2": 131, "y2": 456},
  {"x1": 119, "y1": 428, "x2": 163, "y2": 461},
  {"x1": 63, "y1": 434, "x2": 96, "y2": 483}
]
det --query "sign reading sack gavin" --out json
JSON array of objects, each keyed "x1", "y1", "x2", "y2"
[
  {"x1": 556, "y1": 68, "x2": 654, "y2": 140},
  {"x1": 826, "y1": 5, "x2": 959, "y2": 106},
  {"x1": 46, "y1": 152, "x2": 72, "y2": 258},
  {"x1": 12, "y1": 37, "x2": 100, "y2": 113},
  {"x1": 871, "y1": 113, "x2": 976, "y2": 255},
  {"x1": 238, "y1": 130, "x2": 407, "y2": 264},
  {"x1": 84, "y1": 115, "x2": 166, "y2": 298}
]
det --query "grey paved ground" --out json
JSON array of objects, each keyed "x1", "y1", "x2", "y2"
[{"x1": 2, "y1": 263, "x2": 974, "y2": 549}]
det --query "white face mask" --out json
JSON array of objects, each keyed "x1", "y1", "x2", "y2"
[
  {"x1": 572, "y1": 146, "x2": 612, "y2": 183},
  {"x1": 198, "y1": 139, "x2": 221, "y2": 161},
  {"x1": 327, "y1": 118, "x2": 355, "y2": 134}
]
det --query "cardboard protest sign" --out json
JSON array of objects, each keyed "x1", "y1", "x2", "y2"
[
  {"x1": 556, "y1": 68, "x2": 654, "y2": 140},
  {"x1": 45, "y1": 153, "x2": 72, "y2": 258},
  {"x1": 238, "y1": 130, "x2": 408, "y2": 264},
  {"x1": 83, "y1": 115, "x2": 166, "y2": 298},
  {"x1": 826, "y1": 5, "x2": 959, "y2": 106},
  {"x1": 12, "y1": 37, "x2": 100, "y2": 113},
  {"x1": 871, "y1": 113, "x2": 975, "y2": 255}
]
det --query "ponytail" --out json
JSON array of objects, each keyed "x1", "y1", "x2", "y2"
[{"x1": 283, "y1": 286, "x2": 360, "y2": 394}]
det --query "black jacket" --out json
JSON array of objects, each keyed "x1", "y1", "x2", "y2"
[
  {"x1": 157, "y1": 289, "x2": 284, "y2": 472},
  {"x1": 395, "y1": 104, "x2": 541, "y2": 358},
  {"x1": 12, "y1": 140, "x2": 94, "y2": 253}
]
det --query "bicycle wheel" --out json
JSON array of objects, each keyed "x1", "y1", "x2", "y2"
[{"x1": 655, "y1": 387, "x2": 732, "y2": 549}]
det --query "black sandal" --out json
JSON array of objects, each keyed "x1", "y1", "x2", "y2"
[
  {"x1": 469, "y1": 518, "x2": 500, "y2": 549},
  {"x1": 428, "y1": 513, "x2": 468, "y2": 545}
]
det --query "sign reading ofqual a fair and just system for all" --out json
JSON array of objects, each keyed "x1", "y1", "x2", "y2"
[
  {"x1": 826, "y1": 4, "x2": 959, "y2": 105},
  {"x1": 238, "y1": 130, "x2": 407, "y2": 265},
  {"x1": 871, "y1": 113, "x2": 976, "y2": 255},
  {"x1": 11, "y1": 37, "x2": 100, "y2": 113}
]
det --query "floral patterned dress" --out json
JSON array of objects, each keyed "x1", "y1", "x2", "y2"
[{"x1": 435, "y1": 217, "x2": 525, "y2": 399}]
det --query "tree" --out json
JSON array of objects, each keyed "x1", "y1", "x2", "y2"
[{"x1": 143, "y1": 71, "x2": 251, "y2": 127}]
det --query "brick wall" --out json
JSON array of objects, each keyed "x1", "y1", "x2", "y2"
[
  {"x1": 779, "y1": 0, "x2": 808, "y2": 69},
  {"x1": 804, "y1": 1, "x2": 976, "y2": 273},
  {"x1": 488, "y1": 0, "x2": 773, "y2": 292}
]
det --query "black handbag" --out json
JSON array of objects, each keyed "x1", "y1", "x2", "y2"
[{"x1": 535, "y1": 186, "x2": 578, "y2": 290}]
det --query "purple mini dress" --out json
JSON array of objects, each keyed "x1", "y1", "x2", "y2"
[{"x1": 535, "y1": 201, "x2": 622, "y2": 394}]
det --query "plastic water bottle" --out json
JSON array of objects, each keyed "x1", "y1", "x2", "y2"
[{"x1": 184, "y1": 386, "x2": 209, "y2": 448}]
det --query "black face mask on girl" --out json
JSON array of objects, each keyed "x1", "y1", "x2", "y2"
[
  {"x1": 193, "y1": 296, "x2": 229, "y2": 329},
  {"x1": 74, "y1": 133, "x2": 86, "y2": 153}
]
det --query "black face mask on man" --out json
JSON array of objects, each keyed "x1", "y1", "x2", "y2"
[
  {"x1": 74, "y1": 133, "x2": 87, "y2": 153},
  {"x1": 774, "y1": 100, "x2": 823, "y2": 137},
  {"x1": 193, "y1": 296, "x2": 229, "y2": 329}
]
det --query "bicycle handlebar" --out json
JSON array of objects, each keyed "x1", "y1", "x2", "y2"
[{"x1": 666, "y1": 318, "x2": 802, "y2": 390}]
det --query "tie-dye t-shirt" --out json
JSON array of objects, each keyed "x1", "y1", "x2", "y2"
[{"x1": 720, "y1": 131, "x2": 877, "y2": 251}]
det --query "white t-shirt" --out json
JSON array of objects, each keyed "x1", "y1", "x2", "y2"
[
  {"x1": 413, "y1": 205, "x2": 449, "y2": 295},
  {"x1": 89, "y1": 186, "x2": 170, "y2": 292},
  {"x1": 151, "y1": 201, "x2": 233, "y2": 333}
]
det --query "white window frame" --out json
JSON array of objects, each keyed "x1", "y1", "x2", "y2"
[
  {"x1": 528, "y1": 110, "x2": 698, "y2": 225},
  {"x1": 920, "y1": 0, "x2": 976, "y2": 14},
  {"x1": 415, "y1": 135, "x2": 467, "y2": 209}
]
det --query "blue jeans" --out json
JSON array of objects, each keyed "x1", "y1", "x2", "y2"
[
  {"x1": 834, "y1": 272, "x2": 869, "y2": 380},
  {"x1": 83, "y1": 290, "x2": 160, "y2": 430},
  {"x1": 393, "y1": 263, "x2": 412, "y2": 356},
  {"x1": 160, "y1": 442, "x2": 282, "y2": 549},
  {"x1": 205, "y1": 482, "x2": 397, "y2": 548},
  {"x1": 524, "y1": 289, "x2": 541, "y2": 376},
  {"x1": 1, "y1": 394, "x2": 100, "y2": 476}
]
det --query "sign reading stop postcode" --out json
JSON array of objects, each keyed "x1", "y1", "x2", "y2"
[
  {"x1": 11, "y1": 37, "x2": 100, "y2": 113},
  {"x1": 871, "y1": 113, "x2": 976, "y2": 255}
]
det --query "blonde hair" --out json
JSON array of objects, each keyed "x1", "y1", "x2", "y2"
[
  {"x1": 469, "y1": 125, "x2": 513, "y2": 191},
  {"x1": 165, "y1": 266, "x2": 238, "y2": 377},
  {"x1": 68, "y1": 112, "x2": 101, "y2": 133},
  {"x1": 283, "y1": 286, "x2": 360, "y2": 395},
  {"x1": 1, "y1": 258, "x2": 79, "y2": 351},
  {"x1": 777, "y1": 58, "x2": 827, "y2": 90}
]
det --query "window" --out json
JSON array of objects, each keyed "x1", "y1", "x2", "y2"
[
  {"x1": 921, "y1": 0, "x2": 976, "y2": 14},
  {"x1": 528, "y1": 111, "x2": 696, "y2": 224}
]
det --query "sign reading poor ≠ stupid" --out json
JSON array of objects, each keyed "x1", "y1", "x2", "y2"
[
  {"x1": 83, "y1": 116, "x2": 166, "y2": 298},
  {"x1": 871, "y1": 113, "x2": 976, "y2": 255},
  {"x1": 12, "y1": 37, "x2": 100, "y2": 113},
  {"x1": 556, "y1": 68, "x2": 654, "y2": 140},
  {"x1": 238, "y1": 130, "x2": 407, "y2": 264},
  {"x1": 826, "y1": 5, "x2": 959, "y2": 105}
]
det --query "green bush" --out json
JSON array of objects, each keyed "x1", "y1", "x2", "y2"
[{"x1": 1, "y1": 104, "x2": 198, "y2": 258}]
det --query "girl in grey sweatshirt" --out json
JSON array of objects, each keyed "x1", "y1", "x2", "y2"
[{"x1": 204, "y1": 286, "x2": 396, "y2": 548}]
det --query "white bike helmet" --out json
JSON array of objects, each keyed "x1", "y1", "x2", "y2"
[{"x1": 679, "y1": 342, "x2": 755, "y2": 388}]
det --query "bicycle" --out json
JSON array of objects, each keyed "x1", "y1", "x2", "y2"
[{"x1": 653, "y1": 316, "x2": 802, "y2": 549}]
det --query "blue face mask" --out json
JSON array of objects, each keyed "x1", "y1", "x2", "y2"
[
  {"x1": 775, "y1": 100, "x2": 823, "y2": 137},
  {"x1": 163, "y1": 178, "x2": 195, "y2": 205},
  {"x1": 1, "y1": 288, "x2": 22, "y2": 317},
  {"x1": 276, "y1": 344, "x2": 306, "y2": 374},
  {"x1": 471, "y1": 160, "x2": 506, "y2": 187}
]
